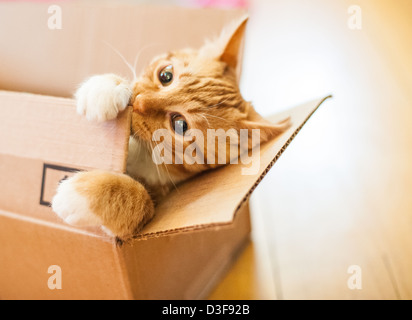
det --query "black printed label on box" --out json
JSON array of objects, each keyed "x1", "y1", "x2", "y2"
[{"x1": 40, "y1": 163, "x2": 81, "y2": 206}]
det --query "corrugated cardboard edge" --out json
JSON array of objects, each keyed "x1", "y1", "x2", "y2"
[
  {"x1": 110, "y1": 238, "x2": 135, "y2": 299},
  {"x1": 233, "y1": 95, "x2": 332, "y2": 216},
  {"x1": 121, "y1": 107, "x2": 133, "y2": 173},
  {"x1": 133, "y1": 95, "x2": 332, "y2": 241}
]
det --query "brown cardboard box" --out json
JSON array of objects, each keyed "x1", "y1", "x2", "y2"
[{"x1": 0, "y1": 2, "x2": 330, "y2": 299}]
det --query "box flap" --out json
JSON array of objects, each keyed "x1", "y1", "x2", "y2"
[
  {"x1": 0, "y1": 91, "x2": 131, "y2": 172},
  {"x1": 138, "y1": 96, "x2": 331, "y2": 238}
]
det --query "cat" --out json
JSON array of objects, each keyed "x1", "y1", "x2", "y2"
[{"x1": 51, "y1": 16, "x2": 290, "y2": 241}]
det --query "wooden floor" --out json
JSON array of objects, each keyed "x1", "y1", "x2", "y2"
[{"x1": 209, "y1": 0, "x2": 412, "y2": 300}]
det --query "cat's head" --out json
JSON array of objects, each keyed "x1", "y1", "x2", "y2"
[{"x1": 130, "y1": 16, "x2": 289, "y2": 183}]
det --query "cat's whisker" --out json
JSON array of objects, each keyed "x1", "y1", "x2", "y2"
[
  {"x1": 208, "y1": 96, "x2": 231, "y2": 108},
  {"x1": 162, "y1": 162, "x2": 179, "y2": 193},
  {"x1": 102, "y1": 40, "x2": 137, "y2": 81},
  {"x1": 197, "y1": 113, "x2": 210, "y2": 127},
  {"x1": 148, "y1": 140, "x2": 162, "y2": 184},
  {"x1": 132, "y1": 43, "x2": 164, "y2": 80},
  {"x1": 200, "y1": 112, "x2": 230, "y2": 122},
  {"x1": 151, "y1": 139, "x2": 179, "y2": 193},
  {"x1": 131, "y1": 132, "x2": 162, "y2": 184}
]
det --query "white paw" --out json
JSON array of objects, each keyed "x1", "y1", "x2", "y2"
[
  {"x1": 51, "y1": 175, "x2": 102, "y2": 228},
  {"x1": 75, "y1": 74, "x2": 132, "y2": 122}
]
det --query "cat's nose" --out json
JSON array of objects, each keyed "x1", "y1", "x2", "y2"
[{"x1": 132, "y1": 96, "x2": 147, "y2": 114}]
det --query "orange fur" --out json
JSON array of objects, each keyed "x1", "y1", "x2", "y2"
[
  {"x1": 130, "y1": 16, "x2": 290, "y2": 189},
  {"x1": 74, "y1": 171, "x2": 154, "y2": 239},
  {"x1": 54, "y1": 16, "x2": 290, "y2": 240}
]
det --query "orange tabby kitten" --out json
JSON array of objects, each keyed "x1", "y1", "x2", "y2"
[{"x1": 52, "y1": 17, "x2": 289, "y2": 240}]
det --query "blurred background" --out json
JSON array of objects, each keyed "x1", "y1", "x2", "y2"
[
  {"x1": 2, "y1": 0, "x2": 411, "y2": 299},
  {"x1": 208, "y1": 0, "x2": 412, "y2": 300}
]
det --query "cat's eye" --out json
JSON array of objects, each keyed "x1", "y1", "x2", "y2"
[
  {"x1": 158, "y1": 65, "x2": 173, "y2": 86},
  {"x1": 170, "y1": 113, "x2": 188, "y2": 135}
]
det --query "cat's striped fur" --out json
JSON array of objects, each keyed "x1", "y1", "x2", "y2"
[{"x1": 52, "y1": 16, "x2": 290, "y2": 240}]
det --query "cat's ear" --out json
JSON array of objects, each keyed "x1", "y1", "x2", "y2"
[
  {"x1": 239, "y1": 106, "x2": 291, "y2": 147},
  {"x1": 219, "y1": 15, "x2": 249, "y2": 71},
  {"x1": 241, "y1": 118, "x2": 291, "y2": 146}
]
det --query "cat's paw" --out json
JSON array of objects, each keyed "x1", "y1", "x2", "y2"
[
  {"x1": 75, "y1": 74, "x2": 132, "y2": 122},
  {"x1": 51, "y1": 174, "x2": 103, "y2": 228},
  {"x1": 52, "y1": 170, "x2": 155, "y2": 240}
]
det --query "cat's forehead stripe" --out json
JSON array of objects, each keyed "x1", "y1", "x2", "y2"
[
  {"x1": 165, "y1": 52, "x2": 174, "y2": 60},
  {"x1": 179, "y1": 72, "x2": 193, "y2": 79}
]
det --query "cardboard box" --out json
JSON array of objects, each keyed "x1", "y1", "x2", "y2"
[{"x1": 0, "y1": 2, "x2": 330, "y2": 299}]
